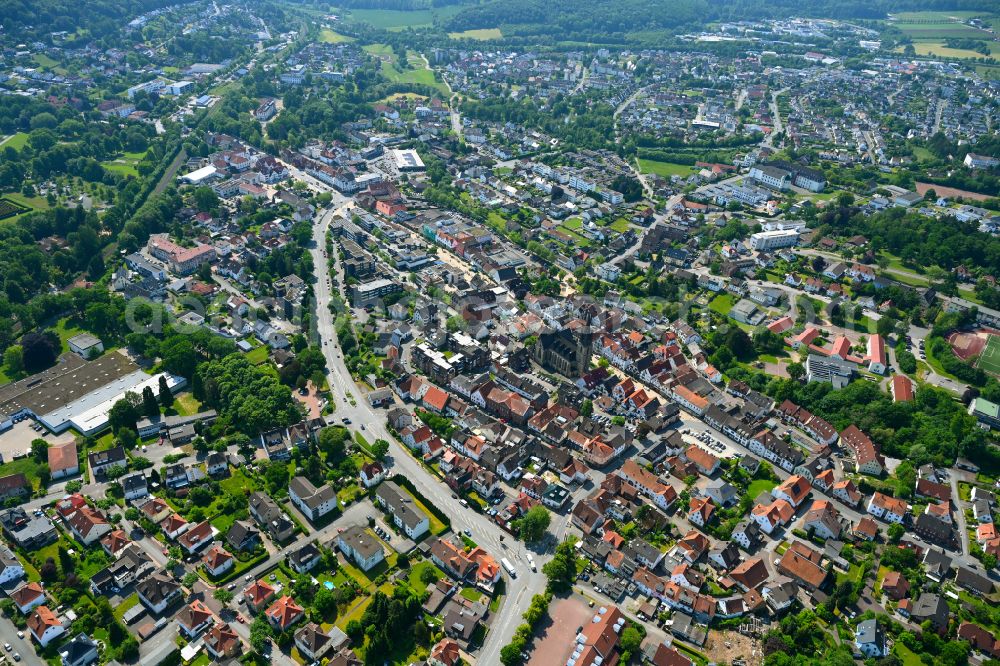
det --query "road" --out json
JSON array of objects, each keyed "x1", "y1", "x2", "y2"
[
  {"x1": 309, "y1": 203, "x2": 550, "y2": 663},
  {"x1": 607, "y1": 192, "x2": 684, "y2": 266},
  {"x1": 763, "y1": 87, "x2": 790, "y2": 148},
  {"x1": 613, "y1": 84, "x2": 650, "y2": 119},
  {"x1": 571, "y1": 66, "x2": 589, "y2": 95},
  {"x1": 951, "y1": 475, "x2": 972, "y2": 558}
]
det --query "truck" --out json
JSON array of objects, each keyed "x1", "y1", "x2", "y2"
[{"x1": 501, "y1": 557, "x2": 518, "y2": 579}]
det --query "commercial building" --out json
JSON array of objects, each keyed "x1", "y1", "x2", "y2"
[
  {"x1": 391, "y1": 149, "x2": 426, "y2": 172},
  {"x1": 749, "y1": 229, "x2": 799, "y2": 251},
  {"x1": 970, "y1": 397, "x2": 1000, "y2": 429},
  {"x1": 147, "y1": 234, "x2": 216, "y2": 275},
  {"x1": 805, "y1": 354, "x2": 853, "y2": 389},
  {"x1": 350, "y1": 278, "x2": 402, "y2": 306},
  {"x1": 0, "y1": 352, "x2": 185, "y2": 436}
]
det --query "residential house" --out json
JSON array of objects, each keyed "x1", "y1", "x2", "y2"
[
  {"x1": 136, "y1": 572, "x2": 182, "y2": 614},
  {"x1": 375, "y1": 481, "x2": 430, "y2": 539},
  {"x1": 178, "y1": 599, "x2": 215, "y2": 638},
  {"x1": 266, "y1": 595, "x2": 305, "y2": 632},
  {"x1": 336, "y1": 525, "x2": 385, "y2": 571},
  {"x1": 27, "y1": 606, "x2": 65, "y2": 647},
  {"x1": 868, "y1": 492, "x2": 907, "y2": 524},
  {"x1": 289, "y1": 476, "x2": 338, "y2": 523}
]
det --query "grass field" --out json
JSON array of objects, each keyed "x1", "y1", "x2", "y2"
[
  {"x1": 637, "y1": 158, "x2": 696, "y2": 178},
  {"x1": 708, "y1": 292, "x2": 735, "y2": 316},
  {"x1": 344, "y1": 6, "x2": 462, "y2": 31},
  {"x1": 899, "y1": 41, "x2": 994, "y2": 59},
  {"x1": 244, "y1": 344, "x2": 270, "y2": 365},
  {"x1": 448, "y1": 28, "x2": 502, "y2": 40},
  {"x1": 320, "y1": 28, "x2": 354, "y2": 43},
  {"x1": 33, "y1": 53, "x2": 63, "y2": 72},
  {"x1": 891, "y1": 11, "x2": 985, "y2": 20},
  {"x1": 747, "y1": 478, "x2": 777, "y2": 498},
  {"x1": 608, "y1": 218, "x2": 629, "y2": 233},
  {"x1": 0, "y1": 132, "x2": 30, "y2": 150},
  {"x1": 895, "y1": 22, "x2": 987, "y2": 40},
  {"x1": 977, "y1": 334, "x2": 1000, "y2": 376},
  {"x1": 379, "y1": 56, "x2": 447, "y2": 93}
]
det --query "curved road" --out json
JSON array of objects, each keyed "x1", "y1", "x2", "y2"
[{"x1": 309, "y1": 202, "x2": 549, "y2": 663}]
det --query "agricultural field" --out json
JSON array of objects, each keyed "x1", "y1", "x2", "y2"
[
  {"x1": 899, "y1": 41, "x2": 998, "y2": 59},
  {"x1": 893, "y1": 20, "x2": 991, "y2": 40},
  {"x1": 342, "y1": 5, "x2": 462, "y2": 31},
  {"x1": 448, "y1": 28, "x2": 502, "y2": 40},
  {"x1": 890, "y1": 11, "x2": 985, "y2": 21},
  {"x1": 637, "y1": 158, "x2": 697, "y2": 178}
]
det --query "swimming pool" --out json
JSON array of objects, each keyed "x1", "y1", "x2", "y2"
[{"x1": 324, "y1": 581, "x2": 335, "y2": 590}]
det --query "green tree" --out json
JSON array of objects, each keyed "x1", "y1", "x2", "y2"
[
  {"x1": 371, "y1": 438, "x2": 389, "y2": 460},
  {"x1": 543, "y1": 538, "x2": 578, "y2": 592},
  {"x1": 193, "y1": 186, "x2": 220, "y2": 212},
  {"x1": 141, "y1": 385, "x2": 159, "y2": 417},
  {"x1": 887, "y1": 522, "x2": 905, "y2": 544},
  {"x1": 313, "y1": 586, "x2": 337, "y2": 619},
  {"x1": 158, "y1": 374, "x2": 174, "y2": 408},
  {"x1": 514, "y1": 505, "x2": 551, "y2": 543},
  {"x1": 214, "y1": 588, "x2": 234, "y2": 604},
  {"x1": 580, "y1": 399, "x2": 593, "y2": 417},
  {"x1": 3, "y1": 345, "x2": 23, "y2": 374},
  {"x1": 250, "y1": 615, "x2": 273, "y2": 654},
  {"x1": 30, "y1": 438, "x2": 48, "y2": 463}
]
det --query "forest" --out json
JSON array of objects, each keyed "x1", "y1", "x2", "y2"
[
  {"x1": 441, "y1": 0, "x2": 999, "y2": 43},
  {"x1": 0, "y1": 0, "x2": 174, "y2": 42},
  {"x1": 815, "y1": 204, "x2": 1000, "y2": 276}
]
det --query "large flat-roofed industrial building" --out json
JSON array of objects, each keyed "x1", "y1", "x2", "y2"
[
  {"x1": 391, "y1": 149, "x2": 425, "y2": 172},
  {"x1": 0, "y1": 351, "x2": 186, "y2": 436}
]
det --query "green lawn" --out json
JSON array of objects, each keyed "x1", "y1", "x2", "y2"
[
  {"x1": 406, "y1": 560, "x2": 441, "y2": 595},
  {"x1": 460, "y1": 586, "x2": 484, "y2": 603},
  {"x1": 747, "y1": 479, "x2": 777, "y2": 498},
  {"x1": 336, "y1": 594, "x2": 373, "y2": 630},
  {"x1": 0, "y1": 456, "x2": 49, "y2": 492},
  {"x1": 113, "y1": 593, "x2": 140, "y2": 622},
  {"x1": 562, "y1": 217, "x2": 582, "y2": 230},
  {"x1": 893, "y1": 642, "x2": 924, "y2": 666},
  {"x1": 244, "y1": 344, "x2": 270, "y2": 365},
  {"x1": 32, "y1": 53, "x2": 62, "y2": 70},
  {"x1": 171, "y1": 392, "x2": 202, "y2": 416},
  {"x1": 103, "y1": 161, "x2": 138, "y2": 178},
  {"x1": 0, "y1": 132, "x2": 29, "y2": 151},
  {"x1": 4, "y1": 191, "x2": 49, "y2": 216},
  {"x1": 708, "y1": 292, "x2": 735, "y2": 316},
  {"x1": 608, "y1": 218, "x2": 630, "y2": 233},
  {"x1": 362, "y1": 43, "x2": 394, "y2": 56},
  {"x1": 380, "y1": 59, "x2": 447, "y2": 94},
  {"x1": 638, "y1": 158, "x2": 696, "y2": 178},
  {"x1": 52, "y1": 317, "x2": 85, "y2": 353},
  {"x1": 836, "y1": 563, "x2": 864, "y2": 587}
]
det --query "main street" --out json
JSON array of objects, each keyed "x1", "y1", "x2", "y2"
[{"x1": 308, "y1": 202, "x2": 550, "y2": 663}]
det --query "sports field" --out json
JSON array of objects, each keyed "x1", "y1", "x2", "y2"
[{"x1": 978, "y1": 334, "x2": 1000, "y2": 376}]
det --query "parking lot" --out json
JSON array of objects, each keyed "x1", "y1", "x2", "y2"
[
  {"x1": 527, "y1": 595, "x2": 596, "y2": 666},
  {"x1": 0, "y1": 420, "x2": 74, "y2": 463}
]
